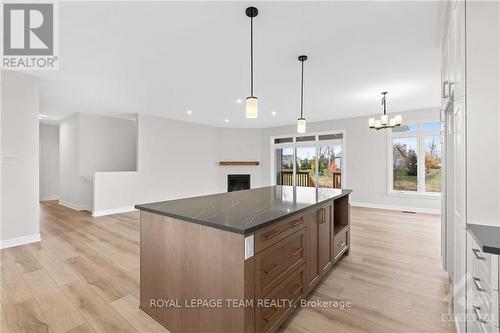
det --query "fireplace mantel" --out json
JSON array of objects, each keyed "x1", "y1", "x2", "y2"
[{"x1": 218, "y1": 161, "x2": 259, "y2": 166}]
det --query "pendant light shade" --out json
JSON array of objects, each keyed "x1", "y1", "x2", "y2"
[
  {"x1": 297, "y1": 55, "x2": 308, "y2": 133},
  {"x1": 246, "y1": 97, "x2": 258, "y2": 118},
  {"x1": 297, "y1": 118, "x2": 306, "y2": 133},
  {"x1": 245, "y1": 7, "x2": 258, "y2": 118}
]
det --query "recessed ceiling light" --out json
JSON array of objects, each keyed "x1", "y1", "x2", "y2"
[
  {"x1": 236, "y1": 99, "x2": 243, "y2": 104},
  {"x1": 39, "y1": 114, "x2": 47, "y2": 119},
  {"x1": 186, "y1": 110, "x2": 192, "y2": 115},
  {"x1": 271, "y1": 111, "x2": 277, "y2": 116},
  {"x1": 224, "y1": 118, "x2": 230, "y2": 123}
]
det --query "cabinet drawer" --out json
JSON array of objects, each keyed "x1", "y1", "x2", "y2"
[
  {"x1": 468, "y1": 232, "x2": 496, "y2": 291},
  {"x1": 255, "y1": 229, "x2": 306, "y2": 298},
  {"x1": 333, "y1": 226, "x2": 348, "y2": 261},
  {"x1": 255, "y1": 266, "x2": 305, "y2": 333},
  {"x1": 255, "y1": 213, "x2": 305, "y2": 253},
  {"x1": 468, "y1": 298, "x2": 497, "y2": 333}
]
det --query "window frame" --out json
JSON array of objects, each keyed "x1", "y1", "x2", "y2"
[
  {"x1": 387, "y1": 121, "x2": 442, "y2": 198},
  {"x1": 270, "y1": 130, "x2": 346, "y2": 188}
]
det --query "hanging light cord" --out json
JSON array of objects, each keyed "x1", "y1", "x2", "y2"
[
  {"x1": 381, "y1": 93, "x2": 387, "y2": 115},
  {"x1": 250, "y1": 16, "x2": 254, "y2": 97},
  {"x1": 300, "y1": 59, "x2": 304, "y2": 118}
]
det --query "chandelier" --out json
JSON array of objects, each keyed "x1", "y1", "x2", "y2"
[{"x1": 369, "y1": 92, "x2": 402, "y2": 130}]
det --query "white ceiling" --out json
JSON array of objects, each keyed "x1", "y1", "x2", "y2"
[{"x1": 33, "y1": 1, "x2": 442, "y2": 128}]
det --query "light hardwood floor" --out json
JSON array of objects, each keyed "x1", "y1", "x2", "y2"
[{"x1": 0, "y1": 201, "x2": 454, "y2": 333}]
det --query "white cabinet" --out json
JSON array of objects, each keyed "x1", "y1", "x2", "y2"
[
  {"x1": 467, "y1": 231, "x2": 499, "y2": 333},
  {"x1": 442, "y1": 3, "x2": 467, "y2": 332},
  {"x1": 465, "y1": 1, "x2": 500, "y2": 227},
  {"x1": 442, "y1": 1, "x2": 500, "y2": 332}
]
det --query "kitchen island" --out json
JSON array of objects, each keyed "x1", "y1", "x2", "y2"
[{"x1": 136, "y1": 186, "x2": 352, "y2": 333}]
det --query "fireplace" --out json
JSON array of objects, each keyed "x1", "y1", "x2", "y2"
[{"x1": 227, "y1": 174, "x2": 250, "y2": 192}]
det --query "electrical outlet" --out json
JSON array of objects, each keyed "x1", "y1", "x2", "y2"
[{"x1": 244, "y1": 235, "x2": 254, "y2": 260}]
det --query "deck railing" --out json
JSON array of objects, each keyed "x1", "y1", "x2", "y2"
[{"x1": 279, "y1": 171, "x2": 341, "y2": 188}]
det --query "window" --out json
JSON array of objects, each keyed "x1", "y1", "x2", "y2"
[
  {"x1": 392, "y1": 137, "x2": 418, "y2": 191},
  {"x1": 390, "y1": 122, "x2": 441, "y2": 195},
  {"x1": 272, "y1": 132, "x2": 344, "y2": 189},
  {"x1": 424, "y1": 135, "x2": 441, "y2": 192}
]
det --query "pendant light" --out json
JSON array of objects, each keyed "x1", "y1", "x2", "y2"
[
  {"x1": 245, "y1": 7, "x2": 258, "y2": 118},
  {"x1": 368, "y1": 91, "x2": 402, "y2": 130},
  {"x1": 297, "y1": 55, "x2": 308, "y2": 133}
]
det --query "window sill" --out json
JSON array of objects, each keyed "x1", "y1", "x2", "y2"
[{"x1": 387, "y1": 191, "x2": 442, "y2": 200}]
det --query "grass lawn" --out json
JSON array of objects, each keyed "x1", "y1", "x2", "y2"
[
  {"x1": 393, "y1": 169, "x2": 441, "y2": 192},
  {"x1": 393, "y1": 174, "x2": 417, "y2": 191},
  {"x1": 425, "y1": 169, "x2": 441, "y2": 192}
]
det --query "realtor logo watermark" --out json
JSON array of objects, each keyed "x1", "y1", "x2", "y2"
[{"x1": 1, "y1": 1, "x2": 59, "y2": 70}]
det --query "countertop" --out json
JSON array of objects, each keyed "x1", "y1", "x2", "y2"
[
  {"x1": 467, "y1": 223, "x2": 500, "y2": 255},
  {"x1": 135, "y1": 186, "x2": 352, "y2": 234}
]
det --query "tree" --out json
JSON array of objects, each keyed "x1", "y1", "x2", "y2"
[{"x1": 406, "y1": 150, "x2": 418, "y2": 176}]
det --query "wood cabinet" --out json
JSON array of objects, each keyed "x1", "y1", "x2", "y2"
[
  {"x1": 254, "y1": 228, "x2": 306, "y2": 298},
  {"x1": 140, "y1": 192, "x2": 351, "y2": 333},
  {"x1": 255, "y1": 267, "x2": 305, "y2": 333},
  {"x1": 318, "y1": 201, "x2": 333, "y2": 276},
  {"x1": 305, "y1": 201, "x2": 334, "y2": 294},
  {"x1": 304, "y1": 207, "x2": 321, "y2": 293}
]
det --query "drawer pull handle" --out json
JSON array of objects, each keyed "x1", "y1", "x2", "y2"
[
  {"x1": 472, "y1": 305, "x2": 487, "y2": 324},
  {"x1": 442, "y1": 80, "x2": 449, "y2": 99},
  {"x1": 290, "y1": 218, "x2": 304, "y2": 227},
  {"x1": 472, "y1": 248, "x2": 486, "y2": 261},
  {"x1": 263, "y1": 230, "x2": 280, "y2": 240},
  {"x1": 290, "y1": 284, "x2": 302, "y2": 295},
  {"x1": 290, "y1": 248, "x2": 303, "y2": 256},
  {"x1": 473, "y1": 277, "x2": 486, "y2": 292},
  {"x1": 263, "y1": 306, "x2": 278, "y2": 322},
  {"x1": 264, "y1": 263, "x2": 280, "y2": 275},
  {"x1": 338, "y1": 241, "x2": 346, "y2": 248}
]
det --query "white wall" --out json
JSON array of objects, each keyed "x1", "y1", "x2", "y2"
[
  {"x1": 59, "y1": 113, "x2": 137, "y2": 211},
  {"x1": 95, "y1": 110, "x2": 441, "y2": 215},
  {"x1": 40, "y1": 124, "x2": 59, "y2": 201},
  {"x1": 216, "y1": 128, "x2": 262, "y2": 191},
  {"x1": 260, "y1": 107, "x2": 441, "y2": 213},
  {"x1": 78, "y1": 113, "x2": 137, "y2": 178},
  {"x1": 59, "y1": 114, "x2": 84, "y2": 210},
  {"x1": 93, "y1": 114, "x2": 262, "y2": 215},
  {"x1": 1, "y1": 71, "x2": 40, "y2": 248}
]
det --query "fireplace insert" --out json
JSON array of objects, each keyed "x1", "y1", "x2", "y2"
[{"x1": 227, "y1": 174, "x2": 250, "y2": 192}]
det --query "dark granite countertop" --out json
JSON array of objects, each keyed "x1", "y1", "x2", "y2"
[
  {"x1": 467, "y1": 223, "x2": 500, "y2": 255},
  {"x1": 135, "y1": 186, "x2": 352, "y2": 235}
]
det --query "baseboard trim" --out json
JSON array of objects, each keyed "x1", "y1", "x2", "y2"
[
  {"x1": 350, "y1": 201, "x2": 441, "y2": 215},
  {"x1": 92, "y1": 206, "x2": 137, "y2": 217},
  {"x1": 40, "y1": 195, "x2": 59, "y2": 201},
  {"x1": 0, "y1": 233, "x2": 41, "y2": 249},
  {"x1": 58, "y1": 200, "x2": 85, "y2": 211}
]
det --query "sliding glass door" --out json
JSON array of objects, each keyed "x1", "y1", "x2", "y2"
[
  {"x1": 317, "y1": 143, "x2": 342, "y2": 188},
  {"x1": 275, "y1": 147, "x2": 294, "y2": 185},
  {"x1": 295, "y1": 147, "x2": 317, "y2": 187},
  {"x1": 272, "y1": 132, "x2": 344, "y2": 189}
]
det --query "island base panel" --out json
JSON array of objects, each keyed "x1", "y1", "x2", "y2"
[{"x1": 140, "y1": 211, "x2": 250, "y2": 333}]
